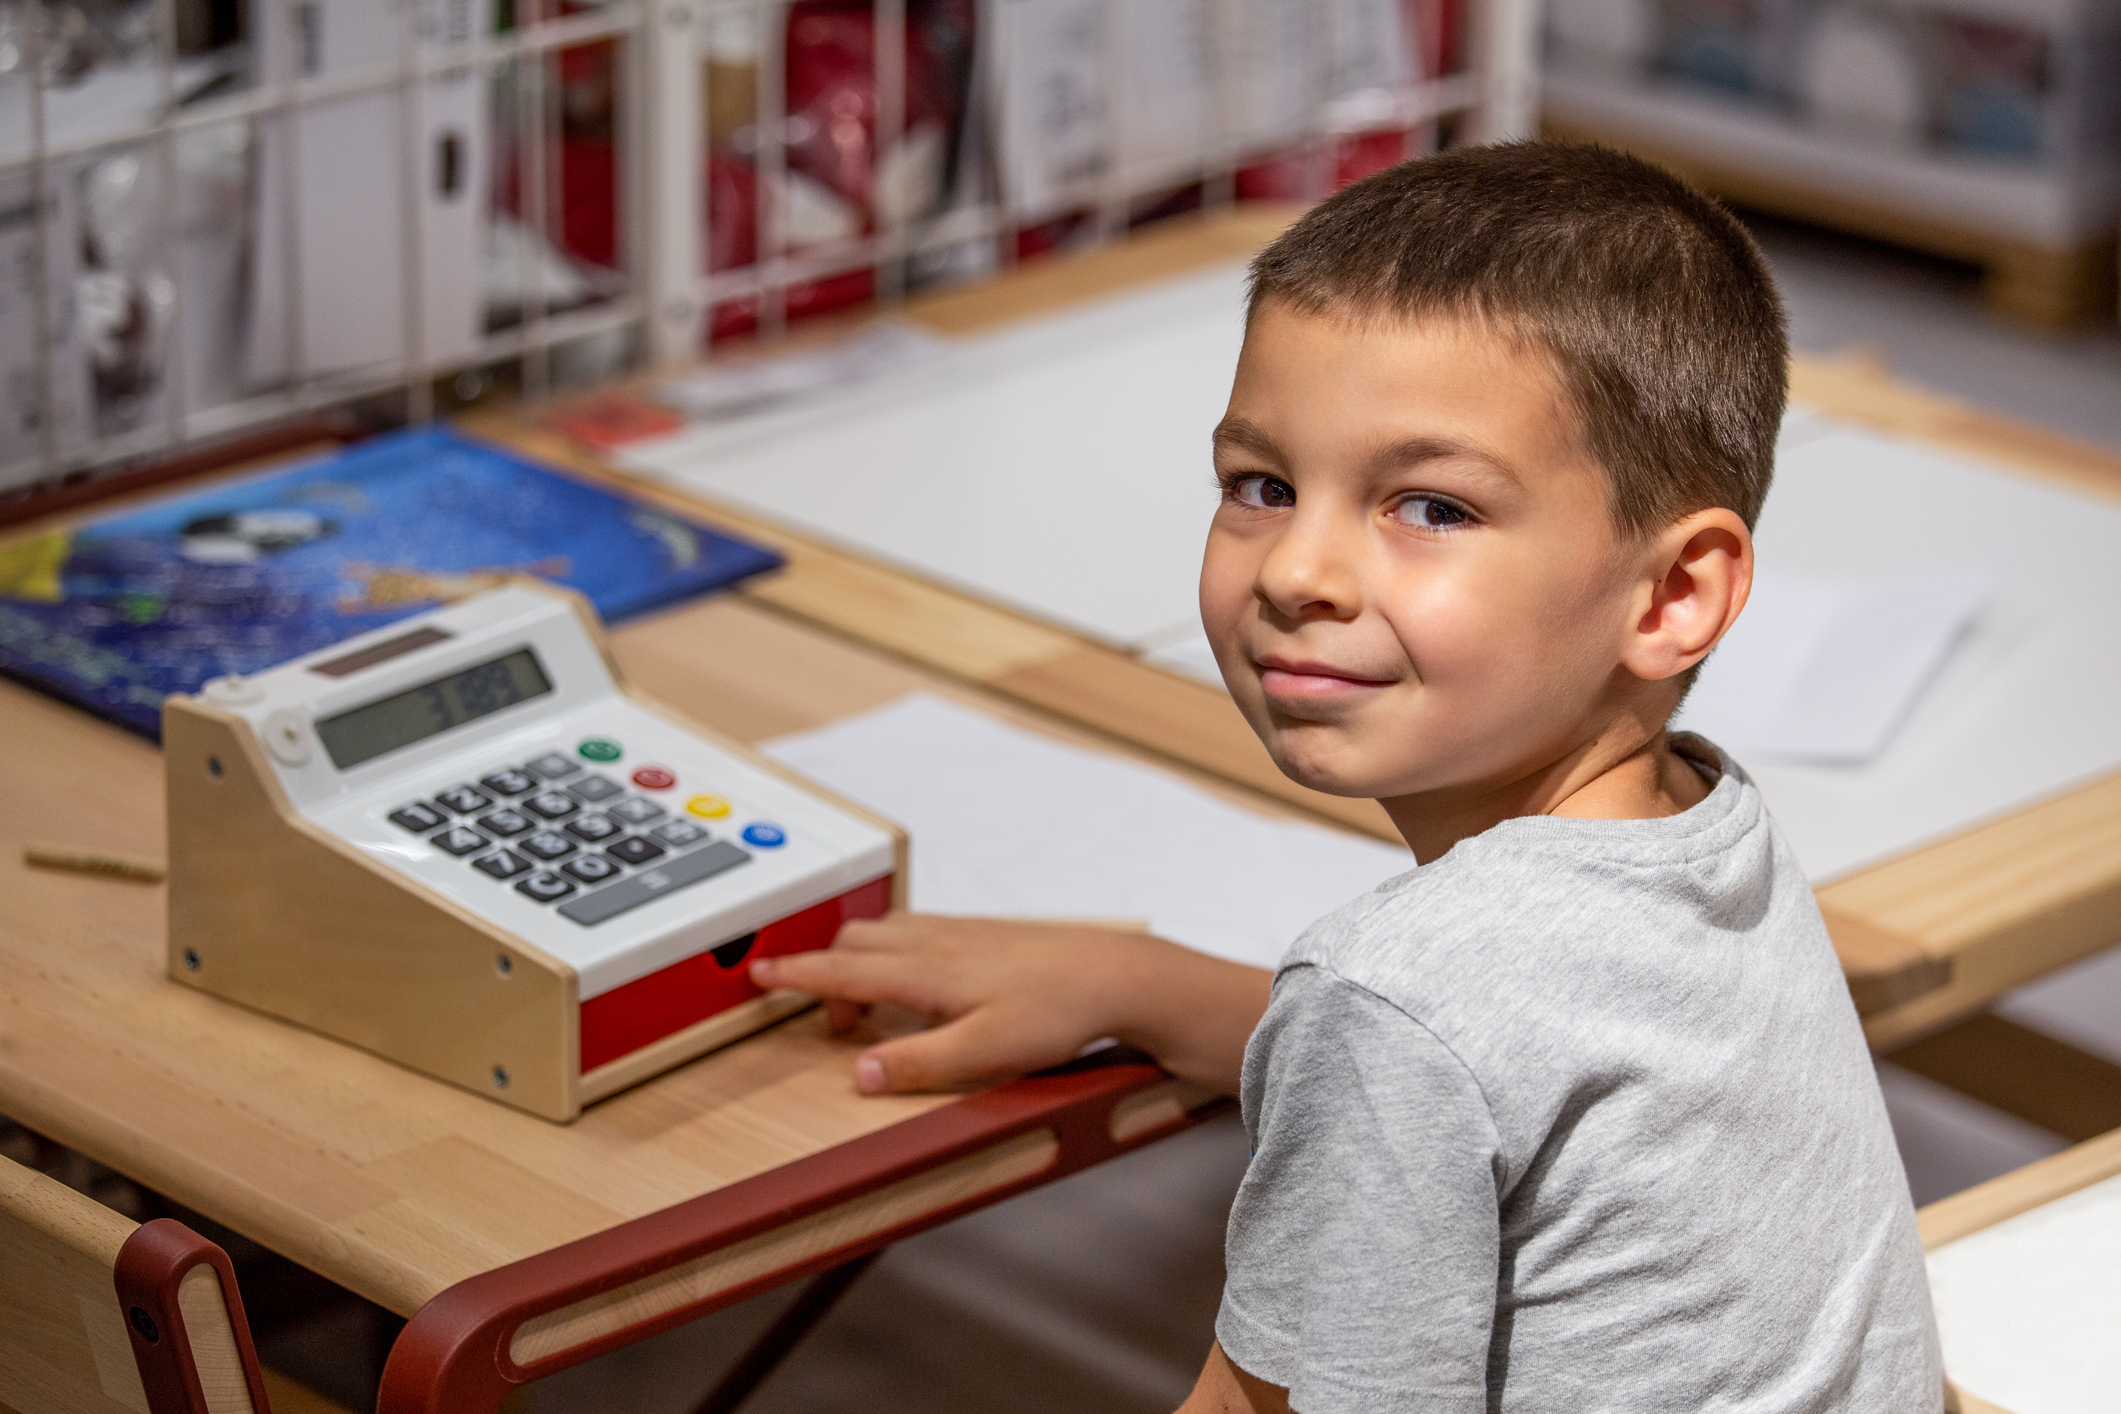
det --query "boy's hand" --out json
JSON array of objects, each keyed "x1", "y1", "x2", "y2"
[{"x1": 750, "y1": 915, "x2": 1273, "y2": 1095}]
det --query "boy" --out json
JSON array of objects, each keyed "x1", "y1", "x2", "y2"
[{"x1": 751, "y1": 142, "x2": 1940, "y2": 1411}]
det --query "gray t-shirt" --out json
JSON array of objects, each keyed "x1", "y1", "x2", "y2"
[{"x1": 1215, "y1": 742, "x2": 1941, "y2": 1413}]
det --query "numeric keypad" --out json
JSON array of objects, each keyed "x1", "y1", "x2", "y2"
[{"x1": 388, "y1": 751, "x2": 743, "y2": 926}]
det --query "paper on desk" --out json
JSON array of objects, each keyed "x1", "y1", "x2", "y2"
[
  {"x1": 657, "y1": 321, "x2": 949, "y2": 422},
  {"x1": 1926, "y1": 1172, "x2": 2121, "y2": 1414},
  {"x1": 762, "y1": 693, "x2": 1412, "y2": 968},
  {"x1": 1674, "y1": 569, "x2": 1992, "y2": 764}
]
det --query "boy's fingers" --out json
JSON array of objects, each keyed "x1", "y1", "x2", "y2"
[
  {"x1": 853, "y1": 1012, "x2": 1070, "y2": 1094},
  {"x1": 855, "y1": 1028, "x2": 977, "y2": 1093},
  {"x1": 832, "y1": 915, "x2": 916, "y2": 951},
  {"x1": 750, "y1": 954, "x2": 889, "y2": 1030},
  {"x1": 831, "y1": 913, "x2": 983, "y2": 957},
  {"x1": 747, "y1": 956, "x2": 864, "y2": 1027},
  {"x1": 752, "y1": 949, "x2": 952, "y2": 1018},
  {"x1": 752, "y1": 949, "x2": 879, "y2": 999}
]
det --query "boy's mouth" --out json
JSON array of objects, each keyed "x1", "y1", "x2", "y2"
[{"x1": 1254, "y1": 654, "x2": 1397, "y2": 700}]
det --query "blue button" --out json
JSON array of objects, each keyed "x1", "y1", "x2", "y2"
[{"x1": 741, "y1": 821, "x2": 786, "y2": 848}]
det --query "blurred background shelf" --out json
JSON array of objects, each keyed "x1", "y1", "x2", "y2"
[
  {"x1": 1542, "y1": 0, "x2": 2121, "y2": 327},
  {"x1": 0, "y1": 0, "x2": 1542, "y2": 505},
  {"x1": 1544, "y1": 68, "x2": 2118, "y2": 325}
]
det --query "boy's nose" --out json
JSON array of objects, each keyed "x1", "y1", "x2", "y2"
[{"x1": 1254, "y1": 515, "x2": 1362, "y2": 622}]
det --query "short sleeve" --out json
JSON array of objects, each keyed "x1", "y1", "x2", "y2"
[{"x1": 1216, "y1": 964, "x2": 1503, "y2": 1414}]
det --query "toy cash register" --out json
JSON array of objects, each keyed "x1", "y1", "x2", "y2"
[{"x1": 163, "y1": 582, "x2": 903, "y2": 1121}]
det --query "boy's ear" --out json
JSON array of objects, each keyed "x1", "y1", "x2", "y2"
[{"x1": 1623, "y1": 509, "x2": 1753, "y2": 684}]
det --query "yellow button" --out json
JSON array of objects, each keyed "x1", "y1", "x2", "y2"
[{"x1": 687, "y1": 794, "x2": 731, "y2": 819}]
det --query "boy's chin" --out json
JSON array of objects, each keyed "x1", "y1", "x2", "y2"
[{"x1": 1263, "y1": 728, "x2": 1403, "y2": 800}]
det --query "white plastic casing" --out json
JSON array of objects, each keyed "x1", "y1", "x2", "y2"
[{"x1": 204, "y1": 586, "x2": 895, "y2": 1000}]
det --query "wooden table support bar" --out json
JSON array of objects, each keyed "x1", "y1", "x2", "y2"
[{"x1": 375, "y1": 1058, "x2": 1226, "y2": 1414}]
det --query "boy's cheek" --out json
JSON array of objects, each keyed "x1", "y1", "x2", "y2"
[{"x1": 1196, "y1": 540, "x2": 1257, "y2": 667}]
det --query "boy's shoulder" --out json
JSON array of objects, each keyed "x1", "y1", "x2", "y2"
[{"x1": 1280, "y1": 746, "x2": 1846, "y2": 1074}]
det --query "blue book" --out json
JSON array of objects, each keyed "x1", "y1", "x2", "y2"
[{"x1": 0, "y1": 426, "x2": 783, "y2": 737}]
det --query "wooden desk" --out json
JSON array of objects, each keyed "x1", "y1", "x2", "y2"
[
  {"x1": 494, "y1": 207, "x2": 2121, "y2": 1061},
  {"x1": 0, "y1": 593, "x2": 1235, "y2": 1412},
  {"x1": 7, "y1": 207, "x2": 2117, "y2": 1411}
]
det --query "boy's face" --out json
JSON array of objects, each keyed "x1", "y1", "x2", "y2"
[{"x1": 1203, "y1": 303, "x2": 1668, "y2": 804}]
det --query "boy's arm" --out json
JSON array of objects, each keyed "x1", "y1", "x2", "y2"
[
  {"x1": 749, "y1": 915, "x2": 1273, "y2": 1094},
  {"x1": 1179, "y1": 1343, "x2": 1293, "y2": 1414},
  {"x1": 1215, "y1": 967, "x2": 1500, "y2": 1413}
]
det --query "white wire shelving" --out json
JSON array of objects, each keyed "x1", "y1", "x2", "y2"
[{"x1": 0, "y1": 0, "x2": 1538, "y2": 498}]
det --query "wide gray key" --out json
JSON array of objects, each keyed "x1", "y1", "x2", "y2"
[{"x1": 557, "y1": 840, "x2": 750, "y2": 926}]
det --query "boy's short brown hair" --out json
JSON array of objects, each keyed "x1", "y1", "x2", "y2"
[{"x1": 1248, "y1": 140, "x2": 1787, "y2": 537}]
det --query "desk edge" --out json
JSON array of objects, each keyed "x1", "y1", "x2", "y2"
[
  {"x1": 1918, "y1": 1125, "x2": 2121, "y2": 1250},
  {"x1": 375, "y1": 1061, "x2": 1226, "y2": 1414}
]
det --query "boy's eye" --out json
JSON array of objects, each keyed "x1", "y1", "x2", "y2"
[
  {"x1": 1390, "y1": 495, "x2": 1471, "y2": 530},
  {"x1": 1229, "y1": 474, "x2": 1295, "y2": 509}
]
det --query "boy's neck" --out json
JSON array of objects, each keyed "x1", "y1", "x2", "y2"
[{"x1": 1381, "y1": 721, "x2": 1712, "y2": 866}]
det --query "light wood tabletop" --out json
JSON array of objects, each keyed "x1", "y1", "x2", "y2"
[
  {"x1": 0, "y1": 589, "x2": 1258, "y2": 1323},
  {"x1": 492, "y1": 204, "x2": 2121, "y2": 1059},
  {"x1": 1919, "y1": 1124, "x2": 2121, "y2": 1253}
]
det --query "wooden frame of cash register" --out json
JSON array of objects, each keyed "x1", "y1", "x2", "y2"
[{"x1": 161, "y1": 584, "x2": 907, "y2": 1123}]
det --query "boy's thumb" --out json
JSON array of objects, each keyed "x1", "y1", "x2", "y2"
[{"x1": 854, "y1": 1030, "x2": 967, "y2": 1094}]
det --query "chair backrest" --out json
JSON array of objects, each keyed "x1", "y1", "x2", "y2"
[{"x1": 0, "y1": 1153, "x2": 272, "y2": 1414}]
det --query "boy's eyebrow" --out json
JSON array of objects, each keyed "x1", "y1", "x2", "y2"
[
  {"x1": 1214, "y1": 419, "x2": 1527, "y2": 491},
  {"x1": 1369, "y1": 435, "x2": 1525, "y2": 490},
  {"x1": 1211, "y1": 417, "x2": 1285, "y2": 464}
]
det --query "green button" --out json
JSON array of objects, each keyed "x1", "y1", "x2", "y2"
[{"x1": 578, "y1": 737, "x2": 622, "y2": 762}]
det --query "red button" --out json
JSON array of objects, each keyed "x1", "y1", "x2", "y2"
[{"x1": 631, "y1": 766, "x2": 677, "y2": 791}]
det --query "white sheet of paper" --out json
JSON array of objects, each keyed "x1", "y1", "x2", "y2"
[
  {"x1": 1926, "y1": 1174, "x2": 2121, "y2": 1414},
  {"x1": 1672, "y1": 569, "x2": 1992, "y2": 764},
  {"x1": 622, "y1": 261, "x2": 1249, "y2": 649},
  {"x1": 761, "y1": 693, "x2": 1412, "y2": 968}
]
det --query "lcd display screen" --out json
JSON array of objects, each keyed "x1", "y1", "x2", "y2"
[{"x1": 315, "y1": 648, "x2": 553, "y2": 769}]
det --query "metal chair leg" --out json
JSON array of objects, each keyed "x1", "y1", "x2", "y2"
[{"x1": 688, "y1": 1250, "x2": 883, "y2": 1414}]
